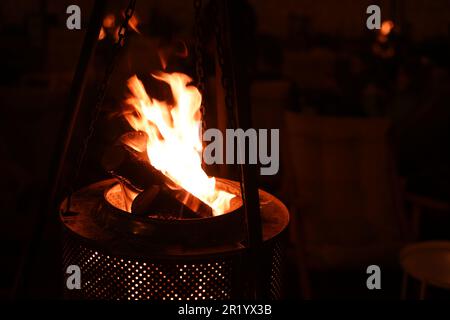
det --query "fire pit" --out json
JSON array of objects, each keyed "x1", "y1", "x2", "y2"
[
  {"x1": 55, "y1": 0, "x2": 289, "y2": 300},
  {"x1": 60, "y1": 180, "x2": 288, "y2": 300}
]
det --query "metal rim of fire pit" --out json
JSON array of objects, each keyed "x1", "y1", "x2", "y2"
[
  {"x1": 99, "y1": 178, "x2": 245, "y2": 244},
  {"x1": 105, "y1": 177, "x2": 244, "y2": 220},
  {"x1": 60, "y1": 179, "x2": 289, "y2": 259}
]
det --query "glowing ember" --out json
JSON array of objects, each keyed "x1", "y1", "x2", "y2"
[{"x1": 123, "y1": 72, "x2": 235, "y2": 215}]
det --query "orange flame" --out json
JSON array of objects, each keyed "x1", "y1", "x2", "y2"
[
  {"x1": 158, "y1": 41, "x2": 189, "y2": 70},
  {"x1": 123, "y1": 72, "x2": 235, "y2": 215},
  {"x1": 128, "y1": 14, "x2": 140, "y2": 34},
  {"x1": 99, "y1": 13, "x2": 139, "y2": 41},
  {"x1": 98, "y1": 27, "x2": 106, "y2": 40}
]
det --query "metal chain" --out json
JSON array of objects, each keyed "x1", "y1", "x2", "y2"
[
  {"x1": 118, "y1": 0, "x2": 137, "y2": 48},
  {"x1": 193, "y1": 0, "x2": 207, "y2": 140},
  {"x1": 66, "y1": 0, "x2": 137, "y2": 210}
]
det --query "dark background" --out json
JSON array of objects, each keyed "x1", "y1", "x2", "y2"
[{"x1": 0, "y1": 0, "x2": 449, "y2": 300}]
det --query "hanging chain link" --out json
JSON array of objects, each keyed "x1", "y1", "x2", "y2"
[
  {"x1": 66, "y1": 0, "x2": 137, "y2": 211},
  {"x1": 117, "y1": 0, "x2": 137, "y2": 48},
  {"x1": 193, "y1": 0, "x2": 207, "y2": 140}
]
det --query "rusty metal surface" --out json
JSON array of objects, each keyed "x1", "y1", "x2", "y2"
[
  {"x1": 61, "y1": 179, "x2": 288, "y2": 300},
  {"x1": 60, "y1": 178, "x2": 289, "y2": 258}
]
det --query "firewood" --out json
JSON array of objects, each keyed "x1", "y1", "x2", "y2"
[
  {"x1": 131, "y1": 185, "x2": 213, "y2": 218},
  {"x1": 101, "y1": 144, "x2": 164, "y2": 190},
  {"x1": 102, "y1": 132, "x2": 213, "y2": 218}
]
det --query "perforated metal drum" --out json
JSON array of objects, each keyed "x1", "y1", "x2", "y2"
[{"x1": 61, "y1": 179, "x2": 289, "y2": 300}]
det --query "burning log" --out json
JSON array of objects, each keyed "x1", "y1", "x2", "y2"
[
  {"x1": 101, "y1": 132, "x2": 213, "y2": 218},
  {"x1": 102, "y1": 143, "x2": 163, "y2": 190},
  {"x1": 131, "y1": 185, "x2": 212, "y2": 219}
]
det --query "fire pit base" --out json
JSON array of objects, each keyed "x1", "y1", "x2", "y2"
[{"x1": 60, "y1": 179, "x2": 289, "y2": 300}]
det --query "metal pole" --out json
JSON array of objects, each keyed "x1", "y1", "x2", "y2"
[
  {"x1": 11, "y1": 0, "x2": 107, "y2": 299},
  {"x1": 219, "y1": 0, "x2": 263, "y2": 299}
]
